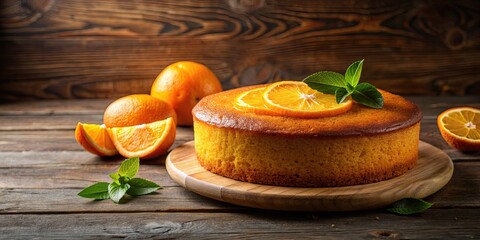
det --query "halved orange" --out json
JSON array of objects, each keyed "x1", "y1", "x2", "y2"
[
  {"x1": 108, "y1": 117, "x2": 176, "y2": 159},
  {"x1": 75, "y1": 123, "x2": 118, "y2": 157},
  {"x1": 262, "y1": 81, "x2": 352, "y2": 118},
  {"x1": 234, "y1": 87, "x2": 280, "y2": 116},
  {"x1": 103, "y1": 94, "x2": 177, "y2": 128},
  {"x1": 437, "y1": 107, "x2": 480, "y2": 151}
]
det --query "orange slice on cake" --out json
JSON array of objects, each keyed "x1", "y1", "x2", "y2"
[
  {"x1": 438, "y1": 107, "x2": 480, "y2": 151},
  {"x1": 235, "y1": 87, "x2": 280, "y2": 116},
  {"x1": 262, "y1": 81, "x2": 352, "y2": 118},
  {"x1": 108, "y1": 117, "x2": 176, "y2": 159},
  {"x1": 75, "y1": 123, "x2": 118, "y2": 157}
]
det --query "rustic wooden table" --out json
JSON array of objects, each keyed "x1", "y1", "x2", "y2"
[{"x1": 1, "y1": 97, "x2": 479, "y2": 239}]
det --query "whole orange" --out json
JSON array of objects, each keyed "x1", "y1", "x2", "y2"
[
  {"x1": 103, "y1": 94, "x2": 177, "y2": 128},
  {"x1": 151, "y1": 61, "x2": 223, "y2": 126}
]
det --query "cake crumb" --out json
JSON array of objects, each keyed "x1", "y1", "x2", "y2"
[
  {"x1": 331, "y1": 224, "x2": 335, "y2": 228},
  {"x1": 375, "y1": 216, "x2": 380, "y2": 220}
]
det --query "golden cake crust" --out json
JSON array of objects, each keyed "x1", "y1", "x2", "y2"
[
  {"x1": 193, "y1": 85, "x2": 422, "y2": 137},
  {"x1": 192, "y1": 83, "x2": 422, "y2": 187}
]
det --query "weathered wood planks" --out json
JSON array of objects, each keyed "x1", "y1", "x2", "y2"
[
  {"x1": 1, "y1": 0, "x2": 479, "y2": 100},
  {"x1": 1, "y1": 210, "x2": 479, "y2": 239},
  {"x1": 0, "y1": 188, "x2": 240, "y2": 213}
]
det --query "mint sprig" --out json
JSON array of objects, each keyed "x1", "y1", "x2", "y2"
[
  {"x1": 303, "y1": 59, "x2": 384, "y2": 108},
  {"x1": 387, "y1": 198, "x2": 433, "y2": 215},
  {"x1": 78, "y1": 157, "x2": 162, "y2": 204}
]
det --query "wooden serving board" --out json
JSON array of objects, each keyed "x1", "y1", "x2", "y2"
[{"x1": 166, "y1": 141, "x2": 454, "y2": 211}]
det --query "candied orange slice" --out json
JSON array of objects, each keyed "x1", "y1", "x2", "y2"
[
  {"x1": 234, "y1": 87, "x2": 280, "y2": 116},
  {"x1": 262, "y1": 81, "x2": 352, "y2": 118},
  {"x1": 75, "y1": 123, "x2": 118, "y2": 157},
  {"x1": 437, "y1": 107, "x2": 480, "y2": 151},
  {"x1": 108, "y1": 117, "x2": 176, "y2": 159}
]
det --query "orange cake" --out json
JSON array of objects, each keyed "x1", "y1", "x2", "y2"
[{"x1": 192, "y1": 84, "x2": 422, "y2": 187}]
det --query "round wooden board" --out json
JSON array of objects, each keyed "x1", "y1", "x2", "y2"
[{"x1": 166, "y1": 141, "x2": 453, "y2": 212}]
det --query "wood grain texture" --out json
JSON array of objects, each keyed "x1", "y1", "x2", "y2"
[
  {"x1": 0, "y1": 151, "x2": 179, "y2": 188},
  {"x1": 0, "y1": 188, "x2": 241, "y2": 214},
  {"x1": 166, "y1": 141, "x2": 453, "y2": 211},
  {"x1": 0, "y1": 99, "x2": 112, "y2": 115},
  {"x1": 0, "y1": 0, "x2": 479, "y2": 100},
  {"x1": 1, "y1": 210, "x2": 479, "y2": 239}
]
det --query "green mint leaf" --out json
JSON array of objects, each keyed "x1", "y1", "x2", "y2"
[
  {"x1": 351, "y1": 83, "x2": 384, "y2": 108},
  {"x1": 117, "y1": 157, "x2": 140, "y2": 179},
  {"x1": 345, "y1": 59, "x2": 364, "y2": 87},
  {"x1": 335, "y1": 88, "x2": 351, "y2": 104},
  {"x1": 126, "y1": 178, "x2": 162, "y2": 196},
  {"x1": 108, "y1": 182, "x2": 130, "y2": 203},
  {"x1": 303, "y1": 71, "x2": 345, "y2": 94},
  {"x1": 387, "y1": 198, "x2": 433, "y2": 215},
  {"x1": 78, "y1": 182, "x2": 110, "y2": 200},
  {"x1": 304, "y1": 60, "x2": 383, "y2": 109}
]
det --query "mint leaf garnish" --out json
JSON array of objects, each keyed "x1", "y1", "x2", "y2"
[
  {"x1": 77, "y1": 182, "x2": 110, "y2": 200},
  {"x1": 351, "y1": 83, "x2": 383, "y2": 108},
  {"x1": 108, "y1": 182, "x2": 130, "y2": 203},
  {"x1": 127, "y1": 178, "x2": 162, "y2": 196},
  {"x1": 345, "y1": 59, "x2": 364, "y2": 86},
  {"x1": 303, "y1": 60, "x2": 383, "y2": 108},
  {"x1": 387, "y1": 198, "x2": 433, "y2": 215},
  {"x1": 78, "y1": 157, "x2": 162, "y2": 204},
  {"x1": 117, "y1": 156, "x2": 139, "y2": 178},
  {"x1": 303, "y1": 71, "x2": 345, "y2": 94}
]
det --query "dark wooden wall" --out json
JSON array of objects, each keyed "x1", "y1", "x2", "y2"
[{"x1": 0, "y1": 0, "x2": 479, "y2": 100}]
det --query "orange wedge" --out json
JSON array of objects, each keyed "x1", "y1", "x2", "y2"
[
  {"x1": 437, "y1": 107, "x2": 480, "y2": 151},
  {"x1": 108, "y1": 117, "x2": 176, "y2": 159},
  {"x1": 75, "y1": 123, "x2": 118, "y2": 157},
  {"x1": 262, "y1": 81, "x2": 352, "y2": 118},
  {"x1": 234, "y1": 87, "x2": 280, "y2": 116}
]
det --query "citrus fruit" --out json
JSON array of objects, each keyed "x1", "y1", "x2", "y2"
[
  {"x1": 151, "y1": 61, "x2": 222, "y2": 126},
  {"x1": 262, "y1": 81, "x2": 352, "y2": 118},
  {"x1": 103, "y1": 94, "x2": 176, "y2": 128},
  {"x1": 234, "y1": 87, "x2": 281, "y2": 116},
  {"x1": 75, "y1": 122, "x2": 118, "y2": 157},
  {"x1": 437, "y1": 107, "x2": 480, "y2": 151},
  {"x1": 108, "y1": 117, "x2": 176, "y2": 159}
]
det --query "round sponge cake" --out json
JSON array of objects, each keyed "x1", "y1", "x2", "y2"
[{"x1": 193, "y1": 85, "x2": 422, "y2": 187}]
